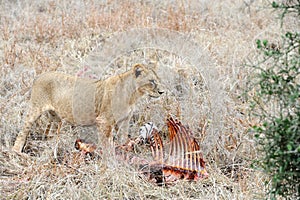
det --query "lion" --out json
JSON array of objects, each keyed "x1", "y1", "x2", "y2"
[{"x1": 13, "y1": 63, "x2": 164, "y2": 153}]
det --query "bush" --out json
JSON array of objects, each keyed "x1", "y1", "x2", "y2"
[{"x1": 247, "y1": 1, "x2": 300, "y2": 199}]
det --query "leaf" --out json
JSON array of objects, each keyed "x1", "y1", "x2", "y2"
[
  {"x1": 256, "y1": 39, "x2": 262, "y2": 49},
  {"x1": 263, "y1": 39, "x2": 268, "y2": 47},
  {"x1": 272, "y1": 2, "x2": 279, "y2": 8},
  {"x1": 287, "y1": 144, "x2": 292, "y2": 151}
]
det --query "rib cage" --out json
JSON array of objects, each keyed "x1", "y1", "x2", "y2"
[
  {"x1": 74, "y1": 117, "x2": 208, "y2": 184},
  {"x1": 150, "y1": 117, "x2": 207, "y2": 180},
  {"x1": 149, "y1": 129, "x2": 164, "y2": 164}
]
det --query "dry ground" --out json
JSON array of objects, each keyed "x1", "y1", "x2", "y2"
[{"x1": 0, "y1": 0, "x2": 298, "y2": 199}]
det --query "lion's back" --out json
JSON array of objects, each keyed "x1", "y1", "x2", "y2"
[
  {"x1": 30, "y1": 72, "x2": 96, "y2": 123},
  {"x1": 31, "y1": 72, "x2": 75, "y2": 102}
]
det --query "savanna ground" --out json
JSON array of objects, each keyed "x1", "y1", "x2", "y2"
[{"x1": 0, "y1": 0, "x2": 298, "y2": 199}]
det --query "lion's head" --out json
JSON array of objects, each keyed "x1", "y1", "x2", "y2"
[{"x1": 133, "y1": 64, "x2": 164, "y2": 98}]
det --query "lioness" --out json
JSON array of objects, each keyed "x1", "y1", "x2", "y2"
[{"x1": 13, "y1": 64, "x2": 164, "y2": 153}]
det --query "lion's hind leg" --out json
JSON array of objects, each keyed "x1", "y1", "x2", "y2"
[{"x1": 12, "y1": 106, "x2": 53, "y2": 153}]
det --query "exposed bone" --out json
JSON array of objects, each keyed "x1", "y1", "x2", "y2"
[{"x1": 74, "y1": 117, "x2": 208, "y2": 185}]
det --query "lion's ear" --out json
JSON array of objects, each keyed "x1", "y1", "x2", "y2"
[{"x1": 133, "y1": 64, "x2": 145, "y2": 78}]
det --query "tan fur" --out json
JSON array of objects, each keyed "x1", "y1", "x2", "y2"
[{"x1": 13, "y1": 64, "x2": 164, "y2": 153}]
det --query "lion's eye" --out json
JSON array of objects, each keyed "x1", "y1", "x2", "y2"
[{"x1": 150, "y1": 80, "x2": 156, "y2": 87}]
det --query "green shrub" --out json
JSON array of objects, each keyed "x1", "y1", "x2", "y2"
[{"x1": 247, "y1": 1, "x2": 299, "y2": 199}]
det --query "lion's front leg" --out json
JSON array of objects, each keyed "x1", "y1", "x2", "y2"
[
  {"x1": 95, "y1": 116, "x2": 114, "y2": 154},
  {"x1": 115, "y1": 116, "x2": 131, "y2": 145}
]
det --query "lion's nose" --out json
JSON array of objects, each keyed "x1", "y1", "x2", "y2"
[{"x1": 158, "y1": 91, "x2": 164, "y2": 95}]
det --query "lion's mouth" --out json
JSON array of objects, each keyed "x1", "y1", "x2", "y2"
[
  {"x1": 149, "y1": 94, "x2": 159, "y2": 98},
  {"x1": 149, "y1": 91, "x2": 164, "y2": 98}
]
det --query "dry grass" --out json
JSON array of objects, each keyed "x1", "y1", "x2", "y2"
[{"x1": 0, "y1": 0, "x2": 297, "y2": 199}]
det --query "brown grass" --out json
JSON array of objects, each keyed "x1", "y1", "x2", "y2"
[{"x1": 1, "y1": 0, "x2": 297, "y2": 199}]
